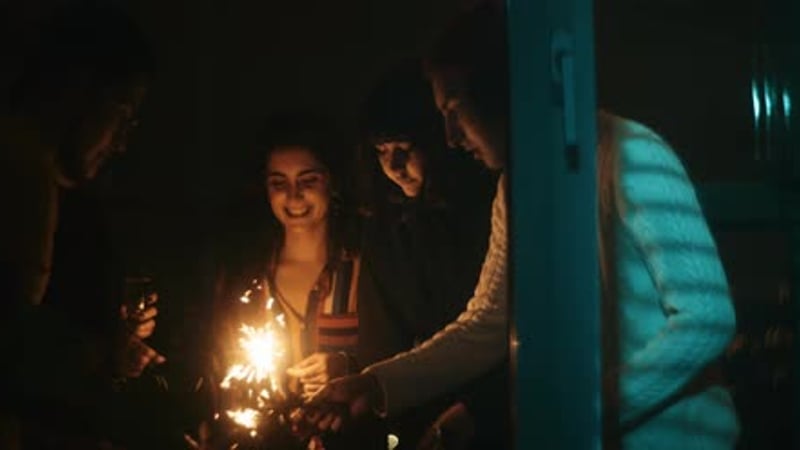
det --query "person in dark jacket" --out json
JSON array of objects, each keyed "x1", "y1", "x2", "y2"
[
  {"x1": 355, "y1": 61, "x2": 505, "y2": 450},
  {"x1": 0, "y1": 2, "x2": 163, "y2": 448}
]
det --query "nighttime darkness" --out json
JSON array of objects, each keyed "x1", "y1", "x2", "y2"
[{"x1": 0, "y1": 0, "x2": 797, "y2": 449}]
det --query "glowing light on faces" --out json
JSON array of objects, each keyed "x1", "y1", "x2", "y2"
[
  {"x1": 375, "y1": 141, "x2": 425, "y2": 198},
  {"x1": 266, "y1": 146, "x2": 331, "y2": 231}
]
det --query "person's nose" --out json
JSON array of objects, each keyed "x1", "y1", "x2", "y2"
[
  {"x1": 289, "y1": 182, "x2": 305, "y2": 200},
  {"x1": 389, "y1": 149, "x2": 408, "y2": 173},
  {"x1": 444, "y1": 114, "x2": 463, "y2": 149}
]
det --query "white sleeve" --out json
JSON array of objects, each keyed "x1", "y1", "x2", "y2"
[{"x1": 364, "y1": 174, "x2": 509, "y2": 417}]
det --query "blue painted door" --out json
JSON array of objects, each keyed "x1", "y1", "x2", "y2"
[{"x1": 507, "y1": 0, "x2": 601, "y2": 448}]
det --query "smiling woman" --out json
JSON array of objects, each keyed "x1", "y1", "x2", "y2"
[
  {"x1": 212, "y1": 112, "x2": 377, "y2": 448},
  {"x1": 266, "y1": 145, "x2": 331, "y2": 232}
]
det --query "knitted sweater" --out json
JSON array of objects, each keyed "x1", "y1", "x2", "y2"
[
  {"x1": 611, "y1": 115, "x2": 739, "y2": 449},
  {"x1": 365, "y1": 174, "x2": 508, "y2": 417},
  {"x1": 365, "y1": 116, "x2": 739, "y2": 450}
]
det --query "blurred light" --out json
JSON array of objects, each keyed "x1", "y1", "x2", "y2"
[
  {"x1": 764, "y1": 79, "x2": 774, "y2": 118},
  {"x1": 752, "y1": 79, "x2": 761, "y2": 123},
  {"x1": 783, "y1": 88, "x2": 792, "y2": 124}
]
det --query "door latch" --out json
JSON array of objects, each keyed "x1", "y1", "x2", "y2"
[{"x1": 552, "y1": 30, "x2": 579, "y2": 172}]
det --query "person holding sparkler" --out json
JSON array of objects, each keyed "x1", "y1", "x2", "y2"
[
  {"x1": 354, "y1": 61, "x2": 506, "y2": 449},
  {"x1": 207, "y1": 113, "x2": 384, "y2": 449}
]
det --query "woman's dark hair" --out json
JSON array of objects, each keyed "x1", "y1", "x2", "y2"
[
  {"x1": 423, "y1": 1, "x2": 509, "y2": 124},
  {"x1": 358, "y1": 60, "x2": 450, "y2": 212},
  {"x1": 253, "y1": 112, "x2": 358, "y2": 260},
  {"x1": 9, "y1": 0, "x2": 155, "y2": 111}
]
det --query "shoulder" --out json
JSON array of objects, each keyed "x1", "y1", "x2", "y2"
[
  {"x1": 603, "y1": 114, "x2": 703, "y2": 227},
  {"x1": 605, "y1": 113, "x2": 688, "y2": 178}
]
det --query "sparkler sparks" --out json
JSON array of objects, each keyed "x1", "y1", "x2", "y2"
[
  {"x1": 226, "y1": 408, "x2": 261, "y2": 430},
  {"x1": 219, "y1": 282, "x2": 289, "y2": 434}
]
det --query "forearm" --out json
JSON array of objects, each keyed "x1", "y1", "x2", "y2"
[
  {"x1": 366, "y1": 174, "x2": 509, "y2": 417},
  {"x1": 619, "y1": 294, "x2": 735, "y2": 424},
  {"x1": 365, "y1": 292, "x2": 508, "y2": 417}
]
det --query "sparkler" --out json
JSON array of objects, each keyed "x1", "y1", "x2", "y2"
[{"x1": 217, "y1": 278, "x2": 296, "y2": 442}]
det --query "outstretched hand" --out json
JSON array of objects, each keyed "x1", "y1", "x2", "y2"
[
  {"x1": 290, "y1": 373, "x2": 383, "y2": 434},
  {"x1": 286, "y1": 352, "x2": 349, "y2": 399}
]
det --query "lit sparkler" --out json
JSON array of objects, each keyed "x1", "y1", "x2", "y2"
[
  {"x1": 226, "y1": 408, "x2": 261, "y2": 430},
  {"x1": 218, "y1": 279, "x2": 290, "y2": 434}
]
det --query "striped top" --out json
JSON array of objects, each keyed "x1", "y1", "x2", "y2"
[{"x1": 267, "y1": 255, "x2": 360, "y2": 367}]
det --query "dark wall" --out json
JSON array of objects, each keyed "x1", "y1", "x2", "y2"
[{"x1": 595, "y1": 0, "x2": 765, "y2": 182}]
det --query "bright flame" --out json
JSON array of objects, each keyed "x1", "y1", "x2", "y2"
[
  {"x1": 240, "y1": 289, "x2": 253, "y2": 303},
  {"x1": 257, "y1": 389, "x2": 271, "y2": 408},
  {"x1": 226, "y1": 408, "x2": 260, "y2": 429},
  {"x1": 220, "y1": 282, "x2": 289, "y2": 434},
  {"x1": 219, "y1": 279, "x2": 289, "y2": 435},
  {"x1": 221, "y1": 324, "x2": 285, "y2": 388}
]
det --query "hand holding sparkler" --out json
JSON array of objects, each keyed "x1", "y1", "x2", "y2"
[
  {"x1": 295, "y1": 372, "x2": 384, "y2": 433},
  {"x1": 286, "y1": 352, "x2": 350, "y2": 399}
]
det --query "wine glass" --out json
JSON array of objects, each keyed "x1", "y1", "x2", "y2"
[{"x1": 122, "y1": 275, "x2": 157, "y2": 326}]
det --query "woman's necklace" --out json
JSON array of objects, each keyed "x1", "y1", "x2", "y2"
[
  {"x1": 269, "y1": 264, "x2": 329, "y2": 331},
  {"x1": 271, "y1": 284, "x2": 309, "y2": 330}
]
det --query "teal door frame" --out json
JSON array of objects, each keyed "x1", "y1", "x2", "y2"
[{"x1": 507, "y1": 0, "x2": 601, "y2": 448}]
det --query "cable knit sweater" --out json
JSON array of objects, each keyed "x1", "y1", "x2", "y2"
[
  {"x1": 364, "y1": 174, "x2": 508, "y2": 417},
  {"x1": 365, "y1": 115, "x2": 739, "y2": 450},
  {"x1": 609, "y1": 115, "x2": 739, "y2": 449}
]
